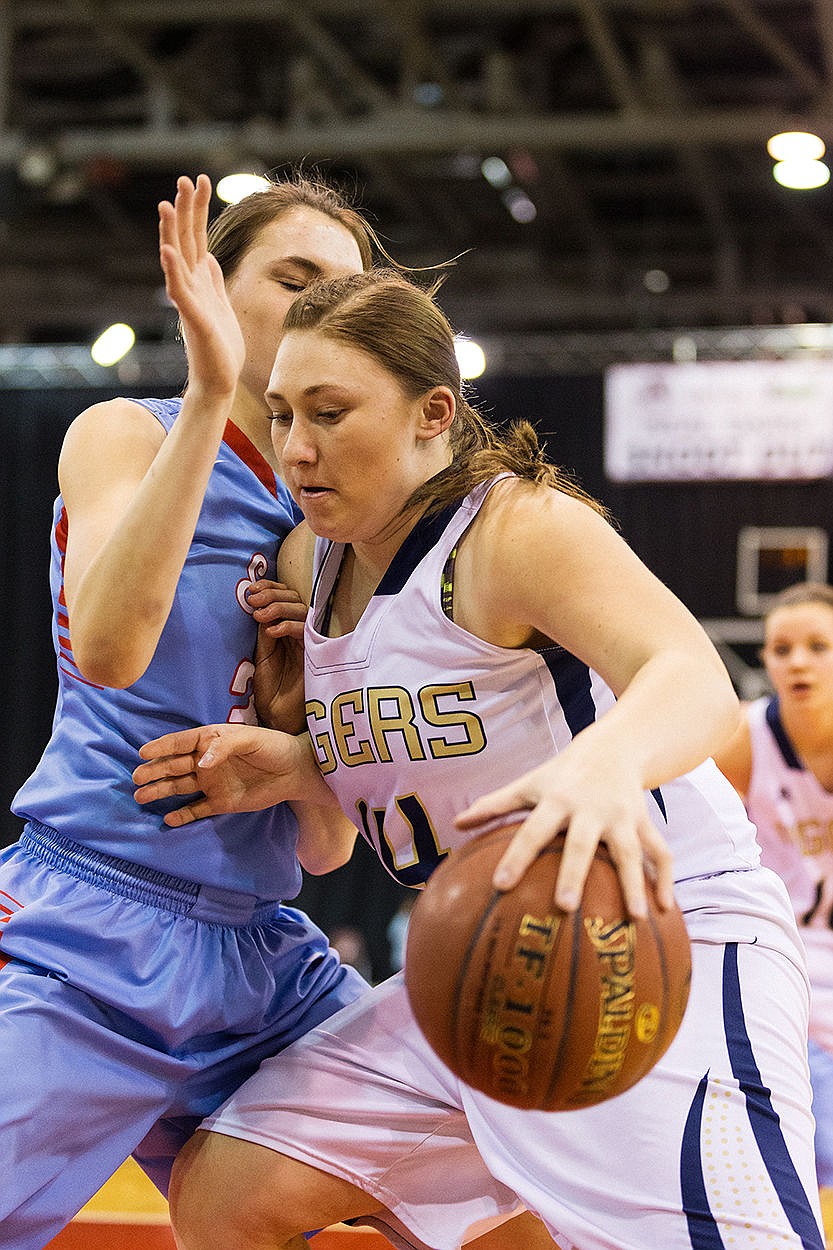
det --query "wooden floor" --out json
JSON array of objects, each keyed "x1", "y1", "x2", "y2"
[{"x1": 45, "y1": 1158, "x2": 391, "y2": 1250}]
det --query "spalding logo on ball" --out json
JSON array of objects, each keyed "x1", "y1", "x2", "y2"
[{"x1": 404, "y1": 823, "x2": 691, "y2": 1112}]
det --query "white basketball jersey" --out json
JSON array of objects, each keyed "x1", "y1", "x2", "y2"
[
  {"x1": 304, "y1": 478, "x2": 765, "y2": 922},
  {"x1": 747, "y1": 695, "x2": 833, "y2": 1053}
]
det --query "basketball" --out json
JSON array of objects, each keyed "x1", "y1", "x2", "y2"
[{"x1": 404, "y1": 822, "x2": 691, "y2": 1112}]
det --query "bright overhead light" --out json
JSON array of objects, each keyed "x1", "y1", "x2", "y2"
[
  {"x1": 91, "y1": 323, "x2": 135, "y2": 367},
  {"x1": 767, "y1": 131, "x2": 826, "y2": 162},
  {"x1": 216, "y1": 173, "x2": 271, "y2": 204},
  {"x1": 481, "y1": 156, "x2": 512, "y2": 188},
  {"x1": 772, "y1": 158, "x2": 830, "y2": 189},
  {"x1": 455, "y1": 337, "x2": 486, "y2": 379}
]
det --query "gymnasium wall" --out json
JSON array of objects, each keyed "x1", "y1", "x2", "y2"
[{"x1": 1, "y1": 372, "x2": 830, "y2": 847}]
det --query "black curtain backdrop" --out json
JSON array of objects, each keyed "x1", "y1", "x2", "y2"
[{"x1": 2, "y1": 373, "x2": 831, "y2": 847}]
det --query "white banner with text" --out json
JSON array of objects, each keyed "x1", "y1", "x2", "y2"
[{"x1": 604, "y1": 359, "x2": 833, "y2": 481}]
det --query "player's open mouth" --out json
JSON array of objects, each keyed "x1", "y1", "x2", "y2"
[{"x1": 298, "y1": 486, "x2": 331, "y2": 498}]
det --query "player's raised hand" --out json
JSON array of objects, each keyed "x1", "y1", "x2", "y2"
[
  {"x1": 133, "y1": 723, "x2": 323, "y2": 825},
  {"x1": 158, "y1": 173, "x2": 245, "y2": 399}
]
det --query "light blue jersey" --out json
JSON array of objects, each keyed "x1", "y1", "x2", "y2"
[
  {"x1": 0, "y1": 397, "x2": 366, "y2": 1249},
  {"x1": 13, "y1": 397, "x2": 304, "y2": 897}
]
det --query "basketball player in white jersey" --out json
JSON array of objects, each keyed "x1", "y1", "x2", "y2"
[
  {"x1": 134, "y1": 270, "x2": 824, "y2": 1250},
  {"x1": 715, "y1": 581, "x2": 833, "y2": 1238}
]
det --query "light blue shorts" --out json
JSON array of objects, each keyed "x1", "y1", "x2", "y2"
[{"x1": 0, "y1": 822, "x2": 367, "y2": 1250}]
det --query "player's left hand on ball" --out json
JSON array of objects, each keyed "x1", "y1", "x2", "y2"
[{"x1": 455, "y1": 752, "x2": 675, "y2": 919}]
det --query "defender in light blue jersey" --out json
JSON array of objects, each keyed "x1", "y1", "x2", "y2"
[{"x1": 0, "y1": 173, "x2": 373, "y2": 1250}]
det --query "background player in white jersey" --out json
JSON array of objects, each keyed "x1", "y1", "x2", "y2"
[
  {"x1": 135, "y1": 269, "x2": 824, "y2": 1250},
  {"x1": 0, "y1": 173, "x2": 553, "y2": 1250},
  {"x1": 714, "y1": 580, "x2": 833, "y2": 1236}
]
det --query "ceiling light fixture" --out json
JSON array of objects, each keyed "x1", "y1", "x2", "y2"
[
  {"x1": 772, "y1": 158, "x2": 830, "y2": 190},
  {"x1": 91, "y1": 323, "x2": 136, "y2": 366},
  {"x1": 216, "y1": 173, "x2": 271, "y2": 204},
  {"x1": 766, "y1": 131, "x2": 826, "y2": 162}
]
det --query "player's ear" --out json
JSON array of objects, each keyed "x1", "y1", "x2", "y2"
[{"x1": 417, "y1": 386, "x2": 455, "y2": 441}]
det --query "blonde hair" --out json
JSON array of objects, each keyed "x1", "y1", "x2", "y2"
[{"x1": 282, "y1": 269, "x2": 608, "y2": 518}]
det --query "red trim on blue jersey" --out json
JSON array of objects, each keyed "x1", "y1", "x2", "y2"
[
  {"x1": 56, "y1": 505, "x2": 69, "y2": 617},
  {"x1": 54, "y1": 503, "x2": 68, "y2": 555},
  {"x1": 59, "y1": 663, "x2": 104, "y2": 689},
  {"x1": 223, "y1": 421, "x2": 278, "y2": 499}
]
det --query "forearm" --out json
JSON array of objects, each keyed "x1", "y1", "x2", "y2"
[
  {"x1": 570, "y1": 647, "x2": 740, "y2": 788},
  {"x1": 292, "y1": 803, "x2": 358, "y2": 875},
  {"x1": 69, "y1": 386, "x2": 234, "y2": 685}
]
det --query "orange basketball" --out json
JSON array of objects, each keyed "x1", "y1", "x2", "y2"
[{"x1": 404, "y1": 823, "x2": 691, "y2": 1111}]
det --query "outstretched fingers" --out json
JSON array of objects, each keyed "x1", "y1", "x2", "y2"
[
  {"x1": 157, "y1": 174, "x2": 214, "y2": 300},
  {"x1": 136, "y1": 727, "x2": 208, "y2": 764},
  {"x1": 173, "y1": 175, "x2": 199, "y2": 269},
  {"x1": 634, "y1": 814, "x2": 676, "y2": 911},
  {"x1": 192, "y1": 173, "x2": 211, "y2": 262},
  {"x1": 456, "y1": 772, "x2": 674, "y2": 920},
  {"x1": 133, "y1": 767, "x2": 202, "y2": 805}
]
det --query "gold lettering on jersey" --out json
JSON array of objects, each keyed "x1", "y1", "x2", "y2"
[
  {"x1": 331, "y1": 691, "x2": 375, "y2": 767},
  {"x1": 580, "y1": 918, "x2": 638, "y2": 1094},
  {"x1": 306, "y1": 683, "x2": 488, "y2": 771},
  {"x1": 306, "y1": 700, "x2": 337, "y2": 775},
  {"x1": 420, "y1": 683, "x2": 487, "y2": 758},
  {"x1": 776, "y1": 817, "x2": 833, "y2": 857},
  {"x1": 479, "y1": 912, "x2": 559, "y2": 1100},
  {"x1": 367, "y1": 688, "x2": 426, "y2": 763}
]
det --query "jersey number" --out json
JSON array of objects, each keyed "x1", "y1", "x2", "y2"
[{"x1": 356, "y1": 794, "x2": 451, "y2": 887}]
